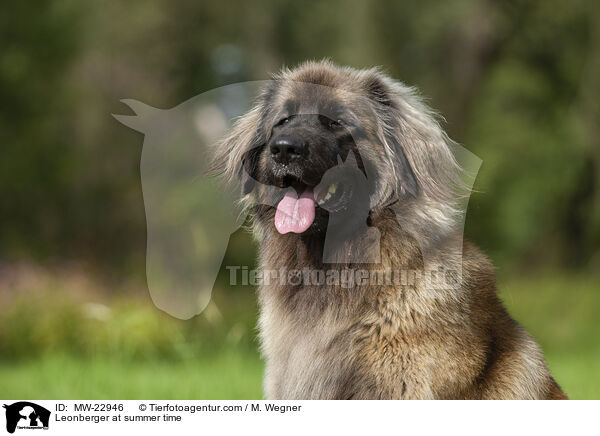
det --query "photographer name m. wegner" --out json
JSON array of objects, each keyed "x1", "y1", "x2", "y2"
[{"x1": 226, "y1": 265, "x2": 461, "y2": 289}]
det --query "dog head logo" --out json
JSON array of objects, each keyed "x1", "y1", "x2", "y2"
[
  {"x1": 114, "y1": 80, "x2": 481, "y2": 319},
  {"x1": 3, "y1": 402, "x2": 50, "y2": 434}
]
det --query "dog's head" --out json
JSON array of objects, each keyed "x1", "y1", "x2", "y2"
[{"x1": 211, "y1": 61, "x2": 466, "y2": 246}]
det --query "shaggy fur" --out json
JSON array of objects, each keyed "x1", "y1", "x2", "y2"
[{"x1": 211, "y1": 60, "x2": 567, "y2": 400}]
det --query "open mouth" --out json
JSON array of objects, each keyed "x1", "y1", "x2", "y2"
[
  {"x1": 274, "y1": 185, "x2": 315, "y2": 234},
  {"x1": 315, "y1": 181, "x2": 353, "y2": 213},
  {"x1": 273, "y1": 179, "x2": 351, "y2": 235}
]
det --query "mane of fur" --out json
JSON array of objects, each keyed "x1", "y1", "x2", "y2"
[{"x1": 210, "y1": 61, "x2": 566, "y2": 400}]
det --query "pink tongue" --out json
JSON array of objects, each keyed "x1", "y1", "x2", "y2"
[{"x1": 274, "y1": 188, "x2": 315, "y2": 234}]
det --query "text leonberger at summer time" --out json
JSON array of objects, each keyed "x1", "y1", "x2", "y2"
[{"x1": 210, "y1": 60, "x2": 567, "y2": 400}]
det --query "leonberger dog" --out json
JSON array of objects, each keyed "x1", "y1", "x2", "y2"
[{"x1": 211, "y1": 60, "x2": 567, "y2": 399}]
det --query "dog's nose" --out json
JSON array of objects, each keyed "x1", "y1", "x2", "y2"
[{"x1": 270, "y1": 136, "x2": 307, "y2": 163}]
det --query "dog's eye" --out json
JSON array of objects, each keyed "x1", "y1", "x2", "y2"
[
  {"x1": 329, "y1": 119, "x2": 346, "y2": 128},
  {"x1": 276, "y1": 117, "x2": 290, "y2": 127}
]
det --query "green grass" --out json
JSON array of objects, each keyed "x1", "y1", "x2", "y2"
[
  {"x1": 498, "y1": 274, "x2": 600, "y2": 399},
  {"x1": 0, "y1": 270, "x2": 598, "y2": 399},
  {"x1": 0, "y1": 352, "x2": 263, "y2": 399},
  {"x1": 0, "y1": 267, "x2": 265, "y2": 399}
]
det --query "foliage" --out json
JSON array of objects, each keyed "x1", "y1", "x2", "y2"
[
  {"x1": 0, "y1": 0, "x2": 598, "y2": 273},
  {"x1": 0, "y1": 271, "x2": 597, "y2": 399}
]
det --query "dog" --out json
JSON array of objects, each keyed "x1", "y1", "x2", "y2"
[{"x1": 210, "y1": 60, "x2": 567, "y2": 399}]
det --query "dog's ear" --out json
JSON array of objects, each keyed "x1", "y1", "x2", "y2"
[
  {"x1": 240, "y1": 164, "x2": 256, "y2": 197},
  {"x1": 207, "y1": 105, "x2": 266, "y2": 197},
  {"x1": 239, "y1": 145, "x2": 266, "y2": 196},
  {"x1": 365, "y1": 74, "x2": 395, "y2": 108},
  {"x1": 387, "y1": 133, "x2": 419, "y2": 198},
  {"x1": 240, "y1": 164, "x2": 255, "y2": 196},
  {"x1": 365, "y1": 73, "x2": 419, "y2": 198},
  {"x1": 207, "y1": 80, "x2": 281, "y2": 197}
]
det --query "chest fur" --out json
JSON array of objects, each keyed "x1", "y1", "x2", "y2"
[{"x1": 257, "y1": 281, "x2": 481, "y2": 399}]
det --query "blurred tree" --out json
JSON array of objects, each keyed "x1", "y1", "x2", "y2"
[
  {"x1": 1, "y1": 0, "x2": 598, "y2": 277},
  {"x1": 371, "y1": 0, "x2": 597, "y2": 270},
  {"x1": 0, "y1": 0, "x2": 84, "y2": 261}
]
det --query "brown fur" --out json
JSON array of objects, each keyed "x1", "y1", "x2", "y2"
[{"x1": 212, "y1": 61, "x2": 567, "y2": 400}]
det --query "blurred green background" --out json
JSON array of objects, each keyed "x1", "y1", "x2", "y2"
[{"x1": 1, "y1": 0, "x2": 599, "y2": 399}]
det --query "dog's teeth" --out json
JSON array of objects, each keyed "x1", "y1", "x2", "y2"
[{"x1": 317, "y1": 184, "x2": 337, "y2": 205}]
